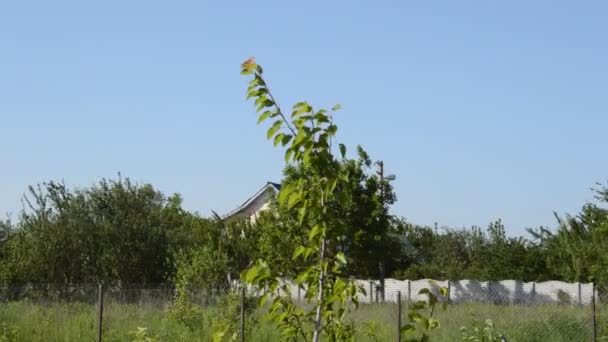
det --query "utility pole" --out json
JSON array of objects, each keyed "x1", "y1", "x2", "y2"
[
  {"x1": 376, "y1": 161, "x2": 387, "y2": 303},
  {"x1": 375, "y1": 160, "x2": 396, "y2": 304},
  {"x1": 376, "y1": 160, "x2": 395, "y2": 303}
]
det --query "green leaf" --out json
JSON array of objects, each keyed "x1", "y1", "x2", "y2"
[
  {"x1": 273, "y1": 133, "x2": 285, "y2": 147},
  {"x1": 281, "y1": 134, "x2": 292, "y2": 146},
  {"x1": 278, "y1": 183, "x2": 294, "y2": 206},
  {"x1": 292, "y1": 246, "x2": 306, "y2": 260},
  {"x1": 412, "y1": 301, "x2": 427, "y2": 310},
  {"x1": 285, "y1": 148, "x2": 294, "y2": 163},
  {"x1": 295, "y1": 267, "x2": 313, "y2": 284},
  {"x1": 212, "y1": 330, "x2": 226, "y2": 342},
  {"x1": 335, "y1": 252, "x2": 347, "y2": 265},
  {"x1": 326, "y1": 124, "x2": 337, "y2": 135},
  {"x1": 267, "y1": 120, "x2": 283, "y2": 140},
  {"x1": 331, "y1": 104, "x2": 342, "y2": 111},
  {"x1": 328, "y1": 178, "x2": 338, "y2": 194},
  {"x1": 400, "y1": 324, "x2": 416, "y2": 335},
  {"x1": 309, "y1": 225, "x2": 322, "y2": 240},
  {"x1": 339, "y1": 144, "x2": 346, "y2": 158},
  {"x1": 257, "y1": 110, "x2": 273, "y2": 124},
  {"x1": 244, "y1": 265, "x2": 261, "y2": 283},
  {"x1": 254, "y1": 95, "x2": 267, "y2": 107},
  {"x1": 428, "y1": 318, "x2": 440, "y2": 329},
  {"x1": 409, "y1": 312, "x2": 424, "y2": 324},
  {"x1": 287, "y1": 192, "x2": 301, "y2": 209},
  {"x1": 259, "y1": 293, "x2": 270, "y2": 306},
  {"x1": 297, "y1": 205, "x2": 307, "y2": 225}
]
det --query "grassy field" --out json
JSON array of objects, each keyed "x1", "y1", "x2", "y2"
[{"x1": 0, "y1": 298, "x2": 606, "y2": 341}]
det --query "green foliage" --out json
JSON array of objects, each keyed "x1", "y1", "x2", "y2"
[
  {"x1": 175, "y1": 245, "x2": 230, "y2": 293},
  {"x1": 528, "y1": 181, "x2": 608, "y2": 288},
  {"x1": 241, "y1": 57, "x2": 360, "y2": 341},
  {"x1": 0, "y1": 219, "x2": 10, "y2": 241},
  {"x1": 280, "y1": 146, "x2": 403, "y2": 281},
  {"x1": 173, "y1": 213, "x2": 262, "y2": 303},
  {"x1": 170, "y1": 286, "x2": 206, "y2": 331},
  {"x1": 400, "y1": 283, "x2": 448, "y2": 342},
  {"x1": 129, "y1": 327, "x2": 158, "y2": 342},
  {"x1": 395, "y1": 219, "x2": 551, "y2": 282},
  {"x1": 0, "y1": 177, "x2": 200, "y2": 288},
  {"x1": 252, "y1": 199, "x2": 309, "y2": 278},
  {"x1": 459, "y1": 308, "x2": 503, "y2": 342},
  {"x1": 1, "y1": 298, "x2": 605, "y2": 341},
  {"x1": 211, "y1": 291, "x2": 258, "y2": 341},
  {"x1": 359, "y1": 321, "x2": 381, "y2": 341},
  {"x1": 260, "y1": 145, "x2": 404, "y2": 290},
  {"x1": 601, "y1": 321, "x2": 608, "y2": 341},
  {"x1": 0, "y1": 323, "x2": 18, "y2": 342}
]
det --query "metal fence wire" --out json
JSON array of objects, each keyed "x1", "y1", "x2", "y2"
[{"x1": 0, "y1": 280, "x2": 606, "y2": 341}]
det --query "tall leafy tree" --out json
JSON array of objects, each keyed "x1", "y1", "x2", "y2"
[
  {"x1": 253, "y1": 198, "x2": 309, "y2": 278},
  {"x1": 278, "y1": 146, "x2": 402, "y2": 284},
  {"x1": 398, "y1": 219, "x2": 550, "y2": 282},
  {"x1": 175, "y1": 214, "x2": 261, "y2": 292},
  {"x1": 1, "y1": 177, "x2": 194, "y2": 288},
  {"x1": 529, "y1": 182, "x2": 608, "y2": 288}
]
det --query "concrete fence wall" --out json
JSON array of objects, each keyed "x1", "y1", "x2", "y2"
[
  {"x1": 357, "y1": 279, "x2": 595, "y2": 305},
  {"x1": 256, "y1": 279, "x2": 595, "y2": 305}
]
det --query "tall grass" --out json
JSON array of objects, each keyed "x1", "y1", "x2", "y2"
[{"x1": 0, "y1": 299, "x2": 606, "y2": 341}]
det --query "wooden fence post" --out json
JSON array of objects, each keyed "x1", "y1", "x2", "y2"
[{"x1": 97, "y1": 284, "x2": 104, "y2": 342}]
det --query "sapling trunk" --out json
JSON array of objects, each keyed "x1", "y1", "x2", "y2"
[{"x1": 312, "y1": 238, "x2": 327, "y2": 342}]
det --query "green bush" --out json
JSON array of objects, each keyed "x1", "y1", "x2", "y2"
[
  {"x1": 0, "y1": 323, "x2": 18, "y2": 342},
  {"x1": 169, "y1": 287, "x2": 206, "y2": 331},
  {"x1": 212, "y1": 290, "x2": 258, "y2": 338}
]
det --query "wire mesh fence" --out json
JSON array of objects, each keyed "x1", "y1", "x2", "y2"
[
  {"x1": 362, "y1": 279, "x2": 606, "y2": 341},
  {"x1": 0, "y1": 281, "x2": 607, "y2": 341}
]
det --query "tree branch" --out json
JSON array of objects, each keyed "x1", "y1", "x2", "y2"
[{"x1": 255, "y1": 71, "x2": 297, "y2": 136}]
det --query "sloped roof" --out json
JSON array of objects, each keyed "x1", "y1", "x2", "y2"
[{"x1": 224, "y1": 181, "x2": 281, "y2": 219}]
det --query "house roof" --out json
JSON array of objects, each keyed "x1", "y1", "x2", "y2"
[{"x1": 224, "y1": 181, "x2": 281, "y2": 219}]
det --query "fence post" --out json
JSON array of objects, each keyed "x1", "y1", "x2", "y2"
[
  {"x1": 592, "y1": 283, "x2": 597, "y2": 342},
  {"x1": 240, "y1": 286, "x2": 245, "y2": 342},
  {"x1": 405, "y1": 280, "x2": 410, "y2": 323},
  {"x1": 375, "y1": 285, "x2": 379, "y2": 303},
  {"x1": 531, "y1": 281, "x2": 536, "y2": 304},
  {"x1": 297, "y1": 286, "x2": 301, "y2": 302},
  {"x1": 447, "y1": 280, "x2": 451, "y2": 304},
  {"x1": 578, "y1": 282, "x2": 582, "y2": 306},
  {"x1": 397, "y1": 291, "x2": 402, "y2": 342},
  {"x1": 97, "y1": 284, "x2": 104, "y2": 342},
  {"x1": 369, "y1": 280, "x2": 373, "y2": 304}
]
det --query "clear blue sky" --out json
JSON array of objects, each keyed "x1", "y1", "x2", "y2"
[{"x1": 1, "y1": 1, "x2": 606, "y2": 236}]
